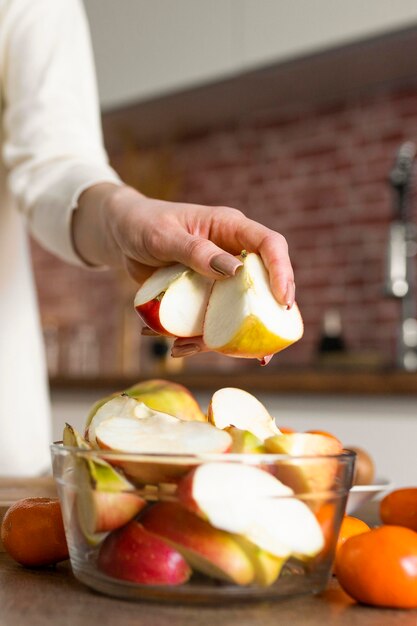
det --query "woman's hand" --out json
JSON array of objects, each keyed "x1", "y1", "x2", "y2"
[{"x1": 73, "y1": 183, "x2": 295, "y2": 359}]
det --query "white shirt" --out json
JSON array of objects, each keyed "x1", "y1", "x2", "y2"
[{"x1": 0, "y1": 0, "x2": 120, "y2": 475}]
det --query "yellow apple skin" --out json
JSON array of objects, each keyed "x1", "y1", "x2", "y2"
[
  {"x1": 209, "y1": 309, "x2": 303, "y2": 359},
  {"x1": 141, "y1": 502, "x2": 255, "y2": 585},
  {"x1": 265, "y1": 433, "x2": 343, "y2": 500},
  {"x1": 85, "y1": 379, "x2": 206, "y2": 436},
  {"x1": 225, "y1": 427, "x2": 266, "y2": 453},
  {"x1": 235, "y1": 537, "x2": 285, "y2": 586}
]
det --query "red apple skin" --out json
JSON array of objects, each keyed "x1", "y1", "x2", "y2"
[
  {"x1": 93, "y1": 492, "x2": 146, "y2": 533},
  {"x1": 97, "y1": 521, "x2": 191, "y2": 585},
  {"x1": 135, "y1": 298, "x2": 174, "y2": 337},
  {"x1": 176, "y1": 468, "x2": 201, "y2": 516},
  {"x1": 141, "y1": 502, "x2": 254, "y2": 585}
]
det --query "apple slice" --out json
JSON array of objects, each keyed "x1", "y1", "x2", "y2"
[
  {"x1": 95, "y1": 413, "x2": 231, "y2": 455},
  {"x1": 265, "y1": 433, "x2": 343, "y2": 496},
  {"x1": 208, "y1": 387, "x2": 280, "y2": 441},
  {"x1": 98, "y1": 521, "x2": 191, "y2": 585},
  {"x1": 203, "y1": 252, "x2": 303, "y2": 358},
  {"x1": 178, "y1": 462, "x2": 293, "y2": 535},
  {"x1": 177, "y1": 462, "x2": 323, "y2": 559},
  {"x1": 95, "y1": 413, "x2": 231, "y2": 485},
  {"x1": 244, "y1": 497, "x2": 324, "y2": 559},
  {"x1": 134, "y1": 264, "x2": 213, "y2": 337},
  {"x1": 86, "y1": 395, "x2": 158, "y2": 446},
  {"x1": 141, "y1": 502, "x2": 254, "y2": 585},
  {"x1": 63, "y1": 423, "x2": 145, "y2": 540},
  {"x1": 124, "y1": 379, "x2": 206, "y2": 422}
]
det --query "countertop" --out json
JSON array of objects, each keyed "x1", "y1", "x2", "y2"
[
  {"x1": 1, "y1": 552, "x2": 416, "y2": 626},
  {"x1": 50, "y1": 368, "x2": 417, "y2": 395}
]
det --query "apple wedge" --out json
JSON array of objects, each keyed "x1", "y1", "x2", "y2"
[
  {"x1": 98, "y1": 521, "x2": 191, "y2": 585},
  {"x1": 85, "y1": 380, "x2": 206, "y2": 437},
  {"x1": 95, "y1": 412, "x2": 231, "y2": 486},
  {"x1": 63, "y1": 424, "x2": 145, "y2": 541},
  {"x1": 178, "y1": 462, "x2": 293, "y2": 535},
  {"x1": 265, "y1": 433, "x2": 343, "y2": 496},
  {"x1": 86, "y1": 395, "x2": 157, "y2": 446},
  {"x1": 235, "y1": 537, "x2": 285, "y2": 586},
  {"x1": 177, "y1": 462, "x2": 324, "y2": 559},
  {"x1": 203, "y1": 252, "x2": 303, "y2": 358},
  {"x1": 134, "y1": 264, "x2": 213, "y2": 337},
  {"x1": 208, "y1": 387, "x2": 280, "y2": 441},
  {"x1": 141, "y1": 502, "x2": 254, "y2": 585}
]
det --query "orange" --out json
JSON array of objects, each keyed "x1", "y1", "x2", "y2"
[
  {"x1": 1, "y1": 497, "x2": 69, "y2": 567},
  {"x1": 380, "y1": 488, "x2": 417, "y2": 531},
  {"x1": 336, "y1": 515, "x2": 370, "y2": 555},
  {"x1": 335, "y1": 525, "x2": 417, "y2": 608}
]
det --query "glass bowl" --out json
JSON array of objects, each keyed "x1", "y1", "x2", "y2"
[{"x1": 51, "y1": 444, "x2": 355, "y2": 603}]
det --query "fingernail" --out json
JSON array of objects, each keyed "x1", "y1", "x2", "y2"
[
  {"x1": 210, "y1": 254, "x2": 243, "y2": 277},
  {"x1": 285, "y1": 281, "x2": 295, "y2": 309},
  {"x1": 171, "y1": 344, "x2": 200, "y2": 358}
]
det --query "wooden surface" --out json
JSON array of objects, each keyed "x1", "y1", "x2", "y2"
[
  {"x1": 50, "y1": 369, "x2": 417, "y2": 395},
  {"x1": 1, "y1": 552, "x2": 416, "y2": 626}
]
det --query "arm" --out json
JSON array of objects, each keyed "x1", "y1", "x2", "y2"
[{"x1": 1, "y1": 0, "x2": 120, "y2": 265}]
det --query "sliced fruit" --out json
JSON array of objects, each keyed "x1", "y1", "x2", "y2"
[
  {"x1": 141, "y1": 502, "x2": 254, "y2": 585},
  {"x1": 95, "y1": 413, "x2": 231, "y2": 455},
  {"x1": 244, "y1": 497, "x2": 324, "y2": 559},
  {"x1": 208, "y1": 387, "x2": 280, "y2": 440},
  {"x1": 124, "y1": 379, "x2": 206, "y2": 422},
  {"x1": 97, "y1": 521, "x2": 191, "y2": 585},
  {"x1": 177, "y1": 462, "x2": 293, "y2": 535},
  {"x1": 86, "y1": 395, "x2": 157, "y2": 446},
  {"x1": 226, "y1": 427, "x2": 265, "y2": 453},
  {"x1": 203, "y1": 252, "x2": 304, "y2": 359},
  {"x1": 265, "y1": 433, "x2": 343, "y2": 496},
  {"x1": 63, "y1": 423, "x2": 145, "y2": 539},
  {"x1": 134, "y1": 264, "x2": 213, "y2": 337}
]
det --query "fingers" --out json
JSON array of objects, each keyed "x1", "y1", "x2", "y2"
[
  {"x1": 168, "y1": 232, "x2": 243, "y2": 280},
  {"x1": 171, "y1": 336, "x2": 207, "y2": 358}
]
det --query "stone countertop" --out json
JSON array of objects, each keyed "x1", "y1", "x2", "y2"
[{"x1": 1, "y1": 552, "x2": 416, "y2": 626}]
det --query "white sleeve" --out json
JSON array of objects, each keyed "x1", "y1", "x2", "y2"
[{"x1": 0, "y1": 0, "x2": 121, "y2": 265}]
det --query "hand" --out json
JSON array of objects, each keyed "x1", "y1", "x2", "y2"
[{"x1": 73, "y1": 183, "x2": 295, "y2": 361}]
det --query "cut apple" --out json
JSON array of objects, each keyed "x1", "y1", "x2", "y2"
[
  {"x1": 208, "y1": 387, "x2": 280, "y2": 441},
  {"x1": 203, "y1": 252, "x2": 303, "y2": 358},
  {"x1": 265, "y1": 433, "x2": 343, "y2": 496},
  {"x1": 177, "y1": 461, "x2": 323, "y2": 559},
  {"x1": 124, "y1": 379, "x2": 206, "y2": 422},
  {"x1": 95, "y1": 413, "x2": 231, "y2": 455},
  {"x1": 134, "y1": 264, "x2": 213, "y2": 337},
  {"x1": 63, "y1": 423, "x2": 145, "y2": 540},
  {"x1": 177, "y1": 462, "x2": 293, "y2": 535},
  {"x1": 141, "y1": 502, "x2": 254, "y2": 585},
  {"x1": 94, "y1": 412, "x2": 231, "y2": 485},
  {"x1": 244, "y1": 497, "x2": 324, "y2": 559},
  {"x1": 98, "y1": 521, "x2": 191, "y2": 585},
  {"x1": 235, "y1": 537, "x2": 285, "y2": 586}
]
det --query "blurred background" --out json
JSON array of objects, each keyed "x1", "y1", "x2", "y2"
[{"x1": 34, "y1": 1, "x2": 417, "y2": 485}]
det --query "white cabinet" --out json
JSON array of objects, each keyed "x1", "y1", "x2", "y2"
[
  {"x1": 84, "y1": 0, "x2": 241, "y2": 109},
  {"x1": 240, "y1": 0, "x2": 417, "y2": 70}
]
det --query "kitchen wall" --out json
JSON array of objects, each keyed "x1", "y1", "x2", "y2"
[{"x1": 31, "y1": 82, "x2": 417, "y2": 377}]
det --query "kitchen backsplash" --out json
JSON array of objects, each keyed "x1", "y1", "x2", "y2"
[{"x1": 31, "y1": 84, "x2": 417, "y2": 378}]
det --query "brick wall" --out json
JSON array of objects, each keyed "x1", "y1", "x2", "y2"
[{"x1": 31, "y1": 84, "x2": 417, "y2": 376}]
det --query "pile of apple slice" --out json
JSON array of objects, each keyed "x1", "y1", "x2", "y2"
[
  {"x1": 134, "y1": 252, "x2": 304, "y2": 359},
  {"x1": 62, "y1": 381, "x2": 345, "y2": 587}
]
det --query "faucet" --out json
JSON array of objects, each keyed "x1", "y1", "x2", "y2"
[{"x1": 385, "y1": 142, "x2": 417, "y2": 371}]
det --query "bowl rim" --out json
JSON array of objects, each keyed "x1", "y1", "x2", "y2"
[{"x1": 50, "y1": 441, "x2": 356, "y2": 464}]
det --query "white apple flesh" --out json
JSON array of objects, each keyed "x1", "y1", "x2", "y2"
[
  {"x1": 134, "y1": 264, "x2": 213, "y2": 337},
  {"x1": 208, "y1": 387, "x2": 281, "y2": 441},
  {"x1": 203, "y1": 252, "x2": 304, "y2": 358}
]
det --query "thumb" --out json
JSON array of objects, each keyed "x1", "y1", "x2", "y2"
[{"x1": 172, "y1": 233, "x2": 243, "y2": 279}]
